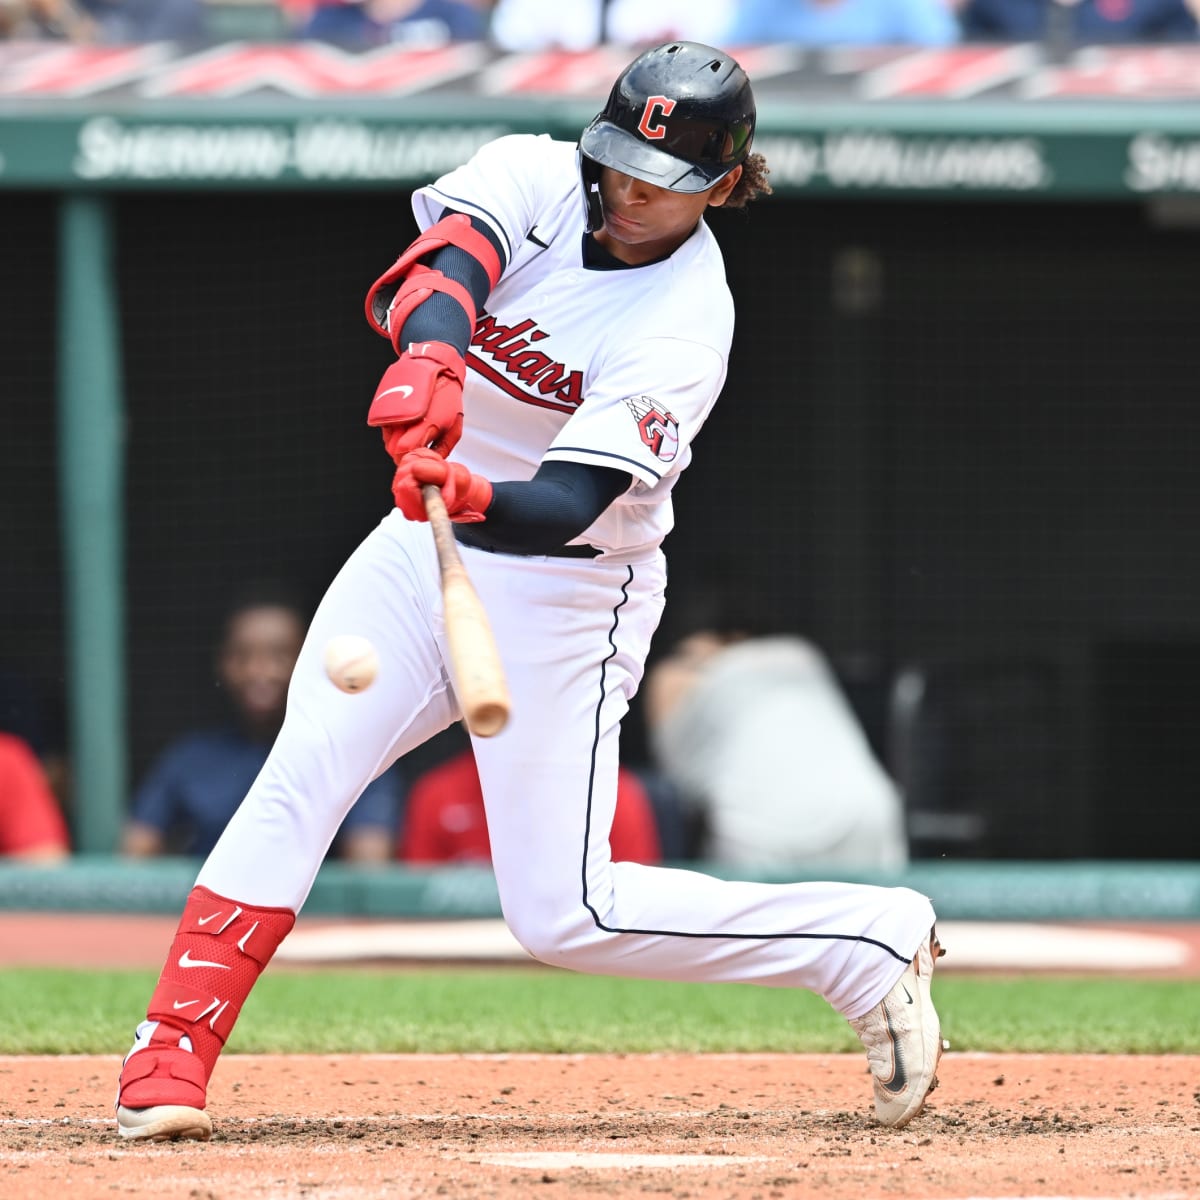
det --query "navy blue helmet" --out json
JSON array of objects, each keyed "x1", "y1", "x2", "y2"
[{"x1": 579, "y1": 42, "x2": 756, "y2": 229}]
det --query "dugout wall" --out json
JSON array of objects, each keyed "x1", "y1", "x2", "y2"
[
  {"x1": 2, "y1": 43, "x2": 1199, "y2": 861},
  {"x1": 5, "y1": 189, "x2": 1198, "y2": 860}
]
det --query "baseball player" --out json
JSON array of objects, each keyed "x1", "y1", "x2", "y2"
[{"x1": 114, "y1": 41, "x2": 945, "y2": 1142}]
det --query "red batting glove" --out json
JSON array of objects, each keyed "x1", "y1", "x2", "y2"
[
  {"x1": 392, "y1": 448, "x2": 494, "y2": 524},
  {"x1": 367, "y1": 341, "x2": 466, "y2": 462}
]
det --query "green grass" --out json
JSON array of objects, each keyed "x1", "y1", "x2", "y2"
[{"x1": 1, "y1": 968, "x2": 1196, "y2": 1056}]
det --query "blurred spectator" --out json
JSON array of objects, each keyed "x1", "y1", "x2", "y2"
[
  {"x1": 122, "y1": 584, "x2": 401, "y2": 863},
  {"x1": 487, "y1": 0, "x2": 602, "y2": 49},
  {"x1": 721, "y1": 0, "x2": 960, "y2": 46},
  {"x1": 376, "y1": 0, "x2": 488, "y2": 41},
  {"x1": 399, "y1": 744, "x2": 662, "y2": 865},
  {"x1": 605, "y1": 0, "x2": 734, "y2": 45},
  {"x1": 0, "y1": 0, "x2": 95, "y2": 38},
  {"x1": 644, "y1": 620, "x2": 908, "y2": 870},
  {"x1": 294, "y1": 0, "x2": 487, "y2": 48},
  {"x1": 290, "y1": 0, "x2": 385, "y2": 49},
  {"x1": 0, "y1": 732, "x2": 70, "y2": 863},
  {"x1": 489, "y1": 0, "x2": 750, "y2": 52},
  {"x1": 0, "y1": 669, "x2": 70, "y2": 816},
  {"x1": 958, "y1": 0, "x2": 1200, "y2": 43},
  {"x1": 73, "y1": 0, "x2": 204, "y2": 42}
]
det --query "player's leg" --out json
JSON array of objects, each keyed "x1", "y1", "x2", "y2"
[
  {"x1": 116, "y1": 513, "x2": 458, "y2": 1140},
  {"x1": 468, "y1": 549, "x2": 942, "y2": 1125}
]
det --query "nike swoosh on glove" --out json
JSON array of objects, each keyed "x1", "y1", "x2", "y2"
[
  {"x1": 367, "y1": 341, "x2": 466, "y2": 461},
  {"x1": 393, "y1": 448, "x2": 493, "y2": 524}
]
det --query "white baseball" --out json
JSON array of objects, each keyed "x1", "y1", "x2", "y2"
[{"x1": 323, "y1": 634, "x2": 379, "y2": 694}]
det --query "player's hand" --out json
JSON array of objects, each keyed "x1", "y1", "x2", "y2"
[
  {"x1": 367, "y1": 341, "x2": 466, "y2": 461},
  {"x1": 392, "y1": 448, "x2": 493, "y2": 524}
]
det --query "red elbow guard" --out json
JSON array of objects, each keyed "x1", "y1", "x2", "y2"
[{"x1": 365, "y1": 213, "x2": 503, "y2": 350}]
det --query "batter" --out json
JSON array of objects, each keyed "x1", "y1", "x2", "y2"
[{"x1": 114, "y1": 41, "x2": 945, "y2": 1141}]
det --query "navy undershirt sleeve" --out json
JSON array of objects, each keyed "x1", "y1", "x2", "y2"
[
  {"x1": 395, "y1": 209, "x2": 506, "y2": 355},
  {"x1": 480, "y1": 460, "x2": 631, "y2": 553}
]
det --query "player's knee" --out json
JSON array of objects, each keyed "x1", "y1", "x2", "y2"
[{"x1": 502, "y1": 904, "x2": 603, "y2": 968}]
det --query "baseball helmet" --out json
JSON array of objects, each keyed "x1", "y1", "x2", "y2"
[{"x1": 579, "y1": 41, "x2": 756, "y2": 229}]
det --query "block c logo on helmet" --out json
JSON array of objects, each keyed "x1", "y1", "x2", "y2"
[{"x1": 637, "y1": 96, "x2": 676, "y2": 140}]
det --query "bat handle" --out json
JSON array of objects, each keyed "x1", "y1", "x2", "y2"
[{"x1": 422, "y1": 483, "x2": 463, "y2": 574}]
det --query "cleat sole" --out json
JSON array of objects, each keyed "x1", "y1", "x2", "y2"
[{"x1": 117, "y1": 1104, "x2": 212, "y2": 1142}]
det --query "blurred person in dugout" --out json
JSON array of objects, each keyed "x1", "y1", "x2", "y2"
[
  {"x1": 0, "y1": 732, "x2": 70, "y2": 863},
  {"x1": 121, "y1": 585, "x2": 401, "y2": 864},
  {"x1": 0, "y1": 667, "x2": 70, "y2": 817},
  {"x1": 957, "y1": 0, "x2": 1200, "y2": 42},
  {"x1": 643, "y1": 596, "x2": 908, "y2": 870},
  {"x1": 398, "y1": 733, "x2": 663, "y2": 865}
]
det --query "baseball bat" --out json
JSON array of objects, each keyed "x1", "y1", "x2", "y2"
[{"x1": 421, "y1": 484, "x2": 511, "y2": 737}]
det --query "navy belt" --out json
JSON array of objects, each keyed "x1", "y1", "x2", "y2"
[{"x1": 454, "y1": 525, "x2": 601, "y2": 559}]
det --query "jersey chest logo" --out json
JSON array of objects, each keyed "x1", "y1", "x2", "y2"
[{"x1": 468, "y1": 312, "x2": 585, "y2": 414}]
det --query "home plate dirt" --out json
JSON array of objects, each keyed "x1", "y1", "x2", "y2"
[{"x1": 3, "y1": 1052, "x2": 1199, "y2": 1199}]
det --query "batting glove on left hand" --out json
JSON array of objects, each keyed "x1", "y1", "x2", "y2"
[{"x1": 393, "y1": 448, "x2": 493, "y2": 524}]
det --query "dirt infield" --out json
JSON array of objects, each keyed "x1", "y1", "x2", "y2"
[
  {"x1": 3, "y1": 913, "x2": 1199, "y2": 1197},
  {"x1": 3, "y1": 1051, "x2": 1199, "y2": 1199}
]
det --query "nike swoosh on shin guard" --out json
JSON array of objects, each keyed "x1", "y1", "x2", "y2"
[{"x1": 177, "y1": 950, "x2": 231, "y2": 971}]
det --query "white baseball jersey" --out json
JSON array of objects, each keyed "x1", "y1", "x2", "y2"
[{"x1": 414, "y1": 134, "x2": 733, "y2": 558}]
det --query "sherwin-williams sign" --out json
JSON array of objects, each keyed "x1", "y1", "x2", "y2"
[{"x1": 0, "y1": 43, "x2": 1198, "y2": 195}]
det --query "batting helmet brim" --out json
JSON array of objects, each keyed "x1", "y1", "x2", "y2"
[{"x1": 579, "y1": 119, "x2": 732, "y2": 195}]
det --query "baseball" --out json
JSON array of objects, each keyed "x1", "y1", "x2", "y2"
[{"x1": 323, "y1": 634, "x2": 379, "y2": 694}]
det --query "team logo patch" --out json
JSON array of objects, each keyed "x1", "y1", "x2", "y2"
[{"x1": 625, "y1": 395, "x2": 679, "y2": 463}]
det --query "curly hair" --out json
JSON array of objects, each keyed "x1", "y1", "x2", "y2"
[{"x1": 723, "y1": 153, "x2": 773, "y2": 210}]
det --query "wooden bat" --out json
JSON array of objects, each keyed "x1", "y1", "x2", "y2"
[{"x1": 422, "y1": 484, "x2": 512, "y2": 737}]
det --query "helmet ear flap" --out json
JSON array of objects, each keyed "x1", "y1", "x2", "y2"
[{"x1": 578, "y1": 147, "x2": 604, "y2": 233}]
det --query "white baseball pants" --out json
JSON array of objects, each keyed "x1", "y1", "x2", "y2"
[{"x1": 197, "y1": 510, "x2": 934, "y2": 1019}]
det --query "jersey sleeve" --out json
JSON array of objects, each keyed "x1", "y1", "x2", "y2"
[
  {"x1": 543, "y1": 335, "x2": 726, "y2": 489},
  {"x1": 412, "y1": 134, "x2": 563, "y2": 274}
]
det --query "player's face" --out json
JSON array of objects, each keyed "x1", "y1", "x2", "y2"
[{"x1": 594, "y1": 166, "x2": 742, "y2": 265}]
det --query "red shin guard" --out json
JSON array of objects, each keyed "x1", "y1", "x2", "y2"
[{"x1": 143, "y1": 885, "x2": 295, "y2": 1083}]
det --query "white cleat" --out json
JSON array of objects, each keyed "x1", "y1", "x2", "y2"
[
  {"x1": 848, "y1": 926, "x2": 946, "y2": 1128},
  {"x1": 116, "y1": 1103, "x2": 213, "y2": 1141}
]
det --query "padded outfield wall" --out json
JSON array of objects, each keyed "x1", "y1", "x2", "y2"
[{"x1": 2, "y1": 42, "x2": 1199, "y2": 862}]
